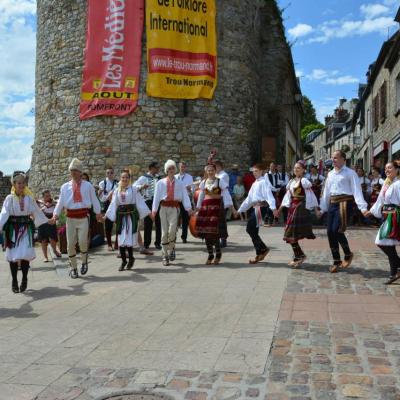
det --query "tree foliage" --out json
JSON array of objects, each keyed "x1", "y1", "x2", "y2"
[
  {"x1": 301, "y1": 96, "x2": 321, "y2": 129},
  {"x1": 301, "y1": 123, "x2": 324, "y2": 142}
]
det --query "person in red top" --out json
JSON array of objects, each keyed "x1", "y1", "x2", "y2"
[{"x1": 243, "y1": 169, "x2": 256, "y2": 193}]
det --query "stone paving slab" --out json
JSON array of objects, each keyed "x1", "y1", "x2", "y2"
[{"x1": 0, "y1": 225, "x2": 397, "y2": 399}]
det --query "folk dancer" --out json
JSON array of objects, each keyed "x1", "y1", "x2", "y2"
[
  {"x1": 98, "y1": 167, "x2": 118, "y2": 251},
  {"x1": 152, "y1": 160, "x2": 192, "y2": 266},
  {"x1": 318, "y1": 151, "x2": 368, "y2": 273},
  {"x1": 306, "y1": 164, "x2": 325, "y2": 202},
  {"x1": 0, "y1": 172, "x2": 49, "y2": 293},
  {"x1": 37, "y1": 190, "x2": 61, "y2": 262},
  {"x1": 134, "y1": 162, "x2": 162, "y2": 251},
  {"x1": 370, "y1": 166, "x2": 385, "y2": 207},
  {"x1": 280, "y1": 162, "x2": 318, "y2": 268},
  {"x1": 368, "y1": 162, "x2": 400, "y2": 284},
  {"x1": 196, "y1": 163, "x2": 236, "y2": 264},
  {"x1": 238, "y1": 164, "x2": 277, "y2": 264},
  {"x1": 215, "y1": 160, "x2": 230, "y2": 247},
  {"x1": 175, "y1": 161, "x2": 194, "y2": 243},
  {"x1": 277, "y1": 164, "x2": 289, "y2": 223},
  {"x1": 105, "y1": 170, "x2": 151, "y2": 271},
  {"x1": 264, "y1": 162, "x2": 280, "y2": 226},
  {"x1": 51, "y1": 159, "x2": 102, "y2": 279}
]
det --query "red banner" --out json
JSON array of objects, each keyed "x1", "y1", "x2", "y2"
[{"x1": 79, "y1": 0, "x2": 144, "y2": 120}]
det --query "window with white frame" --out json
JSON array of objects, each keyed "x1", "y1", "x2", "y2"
[{"x1": 396, "y1": 74, "x2": 400, "y2": 113}]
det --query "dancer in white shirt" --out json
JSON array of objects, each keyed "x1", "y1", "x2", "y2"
[
  {"x1": 98, "y1": 167, "x2": 119, "y2": 251},
  {"x1": 152, "y1": 160, "x2": 192, "y2": 266},
  {"x1": 238, "y1": 163, "x2": 277, "y2": 264},
  {"x1": 196, "y1": 163, "x2": 236, "y2": 265},
  {"x1": 0, "y1": 172, "x2": 48, "y2": 293},
  {"x1": 281, "y1": 162, "x2": 318, "y2": 268},
  {"x1": 368, "y1": 162, "x2": 400, "y2": 284},
  {"x1": 51, "y1": 159, "x2": 102, "y2": 279},
  {"x1": 318, "y1": 151, "x2": 368, "y2": 273},
  {"x1": 175, "y1": 161, "x2": 194, "y2": 243},
  {"x1": 105, "y1": 170, "x2": 151, "y2": 271}
]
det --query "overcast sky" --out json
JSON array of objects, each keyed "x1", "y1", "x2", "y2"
[{"x1": 0, "y1": 0, "x2": 399, "y2": 174}]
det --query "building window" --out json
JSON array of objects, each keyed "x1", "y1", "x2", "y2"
[
  {"x1": 380, "y1": 81, "x2": 387, "y2": 122},
  {"x1": 396, "y1": 74, "x2": 400, "y2": 114},
  {"x1": 366, "y1": 108, "x2": 371, "y2": 135},
  {"x1": 372, "y1": 94, "x2": 380, "y2": 130}
]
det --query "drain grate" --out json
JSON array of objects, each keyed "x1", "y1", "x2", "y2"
[{"x1": 102, "y1": 394, "x2": 173, "y2": 400}]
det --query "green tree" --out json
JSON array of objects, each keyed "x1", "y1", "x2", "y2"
[
  {"x1": 301, "y1": 96, "x2": 321, "y2": 129},
  {"x1": 301, "y1": 123, "x2": 324, "y2": 143}
]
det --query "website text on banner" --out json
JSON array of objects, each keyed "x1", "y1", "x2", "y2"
[
  {"x1": 80, "y1": 0, "x2": 144, "y2": 120},
  {"x1": 146, "y1": 0, "x2": 217, "y2": 100}
]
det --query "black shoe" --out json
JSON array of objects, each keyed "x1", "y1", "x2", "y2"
[
  {"x1": 119, "y1": 261, "x2": 127, "y2": 271},
  {"x1": 20, "y1": 278, "x2": 28, "y2": 293},
  {"x1": 220, "y1": 239, "x2": 227, "y2": 248},
  {"x1": 182, "y1": 238, "x2": 187, "y2": 244},
  {"x1": 169, "y1": 249, "x2": 176, "y2": 261},
  {"x1": 155, "y1": 245, "x2": 162, "y2": 250},
  {"x1": 69, "y1": 268, "x2": 79, "y2": 279},
  {"x1": 126, "y1": 258, "x2": 135, "y2": 270},
  {"x1": 12, "y1": 279, "x2": 19, "y2": 293},
  {"x1": 80, "y1": 263, "x2": 88, "y2": 275},
  {"x1": 162, "y1": 257, "x2": 170, "y2": 266}
]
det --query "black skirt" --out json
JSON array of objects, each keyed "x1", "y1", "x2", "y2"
[{"x1": 38, "y1": 223, "x2": 58, "y2": 242}]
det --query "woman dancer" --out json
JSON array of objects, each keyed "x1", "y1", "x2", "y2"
[
  {"x1": 196, "y1": 163, "x2": 236, "y2": 265},
  {"x1": 0, "y1": 172, "x2": 48, "y2": 293},
  {"x1": 106, "y1": 170, "x2": 151, "y2": 271},
  {"x1": 369, "y1": 162, "x2": 400, "y2": 284},
  {"x1": 37, "y1": 190, "x2": 61, "y2": 262},
  {"x1": 280, "y1": 161, "x2": 318, "y2": 268}
]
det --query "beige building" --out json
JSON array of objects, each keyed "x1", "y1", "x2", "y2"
[{"x1": 355, "y1": 13, "x2": 400, "y2": 169}]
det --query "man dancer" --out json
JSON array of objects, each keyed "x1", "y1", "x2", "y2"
[
  {"x1": 264, "y1": 162, "x2": 280, "y2": 226},
  {"x1": 98, "y1": 167, "x2": 118, "y2": 251},
  {"x1": 318, "y1": 150, "x2": 368, "y2": 273},
  {"x1": 152, "y1": 160, "x2": 192, "y2": 266},
  {"x1": 51, "y1": 159, "x2": 102, "y2": 278},
  {"x1": 215, "y1": 160, "x2": 229, "y2": 247},
  {"x1": 134, "y1": 162, "x2": 162, "y2": 251},
  {"x1": 238, "y1": 164, "x2": 278, "y2": 264},
  {"x1": 175, "y1": 161, "x2": 193, "y2": 243}
]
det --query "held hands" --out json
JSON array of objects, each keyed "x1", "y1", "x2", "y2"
[
  {"x1": 95, "y1": 213, "x2": 103, "y2": 223},
  {"x1": 362, "y1": 210, "x2": 371, "y2": 218},
  {"x1": 273, "y1": 209, "x2": 279, "y2": 219},
  {"x1": 150, "y1": 212, "x2": 157, "y2": 221},
  {"x1": 48, "y1": 216, "x2": 57, "y2": 225}
]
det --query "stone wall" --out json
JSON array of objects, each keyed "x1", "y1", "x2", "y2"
[
  {"x1": 31, "y1": 0, "x2": 301, "y2": 192},
  {"x1": 370, "y1": 50, "x2": 400, "y2": 152},
  {"x1": 0, "y1": 172, "x2": 11, "y2": 208}
]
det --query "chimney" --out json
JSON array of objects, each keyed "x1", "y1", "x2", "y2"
[
  {"x1": 339, "y1": 98, "x2": 347, "y2": 107},
  {"x1": 325, "y1": 115, "x2": 334, "y2": 126}
]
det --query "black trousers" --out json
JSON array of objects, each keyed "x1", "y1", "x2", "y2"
[
  {"x1": 247, "y1": 207, "x2": 269, "y2": 255},
  {"x1": 144, "y1": 199, "x2": 161, "y2": 248},
  {"x1": 179, "y1": 203, "x2": 189, "y2": 240},
  {"x1": 378, "y1": 245, "x2": 400, "y2": 277},
  {"x1": 327, "y1": 203, "x2": 352, "y2": 263}
]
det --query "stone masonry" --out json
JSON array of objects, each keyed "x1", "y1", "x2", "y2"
[
  {"x1": 30, "y1": 0, "x2": 301, "y2": 193},
  {"x1": 0, "y1": 171, "x2": 11, "y2": 208}
]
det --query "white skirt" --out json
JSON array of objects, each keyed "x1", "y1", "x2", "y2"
[
  {"x1": 117, "y1": 217, "x2": 138, "y2": 247},
  {"x1": 5, "y1": 233, "x2": 36, "y2": 262},
  {"x1": 374, "y1": 230, "x2": 400, "y2": 246}
]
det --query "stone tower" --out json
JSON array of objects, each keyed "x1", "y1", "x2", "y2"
[{"x1": 31, "y1": 0, "x2": 302, "y2": 192}]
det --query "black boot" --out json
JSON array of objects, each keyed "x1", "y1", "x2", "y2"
[
  {"x1": 126, "y1": 247, "x2": 135, "y2": 270},
  {"x1": 20, "y1": 260, "x2": 29, "y2": 293},
  {"x1": 9, "y1": 262, "x2": 19, "y2": 293},
  {"x1": 119, "y1": 247, "x2": 127, "y2": 271}
]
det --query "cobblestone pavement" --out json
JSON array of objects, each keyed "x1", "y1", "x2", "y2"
[{"x1": 0, "y1": 224, "x2": 399, "y2": 399}]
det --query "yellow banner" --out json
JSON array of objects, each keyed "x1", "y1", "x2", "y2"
[{"x1": 146, "y1": 0, "x2": 217, "y2": 99}]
